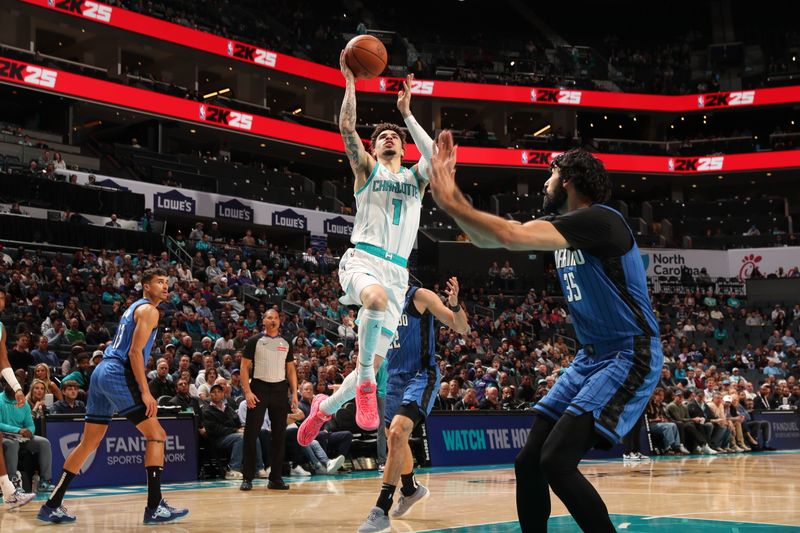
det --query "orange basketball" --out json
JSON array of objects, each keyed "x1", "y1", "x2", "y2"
[{"x1": 344, "y1": 35, "x2": 388, "y2": 79}]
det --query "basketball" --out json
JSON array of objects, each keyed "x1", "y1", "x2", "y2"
[{"x1": 344, "y1": 35, "x2": 387, "y2": 79}]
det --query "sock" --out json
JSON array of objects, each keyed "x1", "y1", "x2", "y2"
[
  {"x1": 320, "y1": 369, "x2": 358, "y2": 415},
  {"x1": 400, "y1": 472, "x2": 418, "y2": 496},
  {"x1": 47, "y1": 470, "x2": 77, "y2": 509},
  {"x1": 146, "y1": 466, "x2": 163, "y2": 509},
  {"x1": 376, "y1": 483, "x2": 396, "y2": 515},
  {"x1": 357, "y1": 308, "x2": 385, "y2": 384},
  {"x1": 1, "y1": 474, "x2": 15, "y2": 496}
]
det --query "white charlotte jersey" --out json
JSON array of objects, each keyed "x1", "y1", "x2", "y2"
[{"x1": 351, "y1": 162, "x2": 423, "y2": 260}]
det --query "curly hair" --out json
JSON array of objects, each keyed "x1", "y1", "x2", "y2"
[
  {"x1": 369, "y1": 122, "x2": 406, "y2": 152},
  {"x1": 551, "y1": 148, "x2": 612, "y2": 204}
]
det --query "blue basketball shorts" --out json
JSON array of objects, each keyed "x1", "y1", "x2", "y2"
[
  {"x1": 532, "y1": 336, "x2": 663, "y2": 446},
  {"x1": 85, "y1": 360, "x2": 147, "y2": 425},
  {"x1": 384, "y1": 366, "x2": 441, "y2": 425}
]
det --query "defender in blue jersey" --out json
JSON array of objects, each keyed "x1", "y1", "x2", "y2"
[
  {"x1": 428, "y1": 139, "x2": 662, "y2": 533},
  {"x1": 38, "y1": 269, "x2": 188, "y2": 526},
  {"x1": 359, "y1": 278, "x2": 468, "y2": 533}
]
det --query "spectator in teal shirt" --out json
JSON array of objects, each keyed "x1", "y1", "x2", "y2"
[
  {"x1": 60, "y1": 353, "x2": 91, "y2": 390},
  {"x1": 0, "y1": 387, "x2": 54, "y2": 490}
]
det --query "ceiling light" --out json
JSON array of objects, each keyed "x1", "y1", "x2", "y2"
[
  {"x1": 292, "y1": 107, "x2": 302, "y2": 115},
  {"x1": 533, "y1": 125, "x2": 551, "y2": 137},
  {"x1": 260, "y1": 143, "x2": 266, "y2": 147},
  {"x1": 300, "y1": 151, "x2": 306, "y2": 156},
  {"x1": 189, "y1": 129, "x2": 196, "y2": 134}
]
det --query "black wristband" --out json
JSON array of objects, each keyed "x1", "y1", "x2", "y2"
[{"x1": 448, "y1": 302, "x2": 461, "y2": 312}]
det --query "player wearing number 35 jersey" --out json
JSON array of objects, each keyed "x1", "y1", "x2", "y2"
[{"x1": 427, "y1": 143, "x2": 662, "y2": 533}]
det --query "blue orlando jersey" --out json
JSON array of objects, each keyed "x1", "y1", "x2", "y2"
[
  {"x1": 387, "y1": 286, "x2": 436, "y2": 374},
  {"x1": 551, "y1": 205, "x2": 658, "y2": 344},
  {"x1": 104, "y1": 298, "x2": 159, "y2": 367}
]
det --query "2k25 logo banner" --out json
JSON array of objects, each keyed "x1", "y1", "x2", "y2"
[
  {"x1": 198, "y1": 104, "x2": 253, "y2": 131},
  {"x1": 668, "y1": 156, "x2": 724, "y2": 172},
  {"x1": 530, "y1": 89, "x2": 582, "y2": 105},
  {"x1": 227, "y1": 41, "x2": 277, "y2": 68},
  {"x1": 378, "y1": 78, "x2": 435, "y2": 95},
  {"x1": 521, "y1": 150, "x2": 562, "y2": 166},
  {"x1": 697, "y1": 91, "x2": 755, "y2": 108},
  {"x1": 0, "y1": 60, "x2": 58, "y2": 89},
  {"x1": 50, "y1": 0, "x2": 113, "y2": 22}
]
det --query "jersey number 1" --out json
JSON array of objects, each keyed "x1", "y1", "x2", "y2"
[
  {"x1": 563, "y1": 272, "x2": 582, "y2": 302},
  {"x1": 391, "y1": 198, "x2": 402, "y2": 225}
]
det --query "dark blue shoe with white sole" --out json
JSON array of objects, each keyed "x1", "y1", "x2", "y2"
[
  {"x1": 37, "y1": 504, "x2": 77, "y2": 524},
  {"x1": 143, "y1": 499, "x2": 189, "y2": 525}
]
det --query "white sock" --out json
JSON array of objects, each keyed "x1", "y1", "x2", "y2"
[
  {"x1": 1, "y1": 474, "x2": 15, "y2": 496},
  {"x1": 320, "y1": 369, "x2": 358, "y2": 415},
  {"x1": 357, "y1": 308, "x2": 385, "y2": 384}
]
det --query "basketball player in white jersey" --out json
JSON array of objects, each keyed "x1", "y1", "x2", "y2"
[{"x1": 298, "y1": 51, "x2": 436, "y2": 445}]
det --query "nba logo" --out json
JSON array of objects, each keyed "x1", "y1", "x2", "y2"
[
  {"x1": 48, "y1": 0, "x2": 54, "y2": 6},
  {"x1": 667, "y1": 158, "x2": 674, "y2": 171},
  {"x1": 697, "y1": 95, "x2": 704, "y2": 108},
  {"x1": 379, "y1": 78, "x2": 387, "y2": 92},
  {"x1": 199, "y1": 105, "x2": 206, "y2": 120},
  {"x1": 521, "y1": 151, "x2": 528, "y2": 164},
  {"x1": 530, "y1": 89, "x2": 537, "y2": 102},
  {"x1": 227, "y1": 41, "x2": 234, "y2": 56}
]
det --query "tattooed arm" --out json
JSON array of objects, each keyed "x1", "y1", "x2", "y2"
[{"x1": 339, "y1": 50, "x2": 375, "y2": 192}]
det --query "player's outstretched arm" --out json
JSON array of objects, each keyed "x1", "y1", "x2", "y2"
[
  {"x1": 428, "y1": 131, "x2": 569, "y2": 251},
  {"x1": 397, "y1": 74, "x2": 434, "y2": 188},
  {"x1": 130, "y1": 304, "x2": 161, "y2": 418},
  {"x1": 414, "y1": 278, "x2": 469, "y2": 334},
  {"x1": 339, "y1": 50, "x2": 374, "y2": 191}
]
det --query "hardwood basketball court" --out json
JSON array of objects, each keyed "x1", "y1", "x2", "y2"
[{"x1": 3, "y1": 451, "x2": 799, "y2": 532}]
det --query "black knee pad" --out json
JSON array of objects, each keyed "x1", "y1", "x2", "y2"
[
  {"x1": 395, "y1": 402, "x2": 423, "y2": 428},
  {"x1": 125, "y1": 406, "x2": 148, "y2": 426}
]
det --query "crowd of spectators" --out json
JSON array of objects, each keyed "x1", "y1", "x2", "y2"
[
  {"x1": 1, "y1": 221, "x2": 798, "y2": 486},
  {"x1": 97, "y1": 0, "x2": 794, "y2": 95}
]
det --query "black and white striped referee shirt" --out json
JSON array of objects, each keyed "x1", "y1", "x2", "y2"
[{"x1": 243, "y1": 334, "x2": 294, "y2": 383}]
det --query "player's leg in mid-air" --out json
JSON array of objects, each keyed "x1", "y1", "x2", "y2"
[{"x1": 298, "y1": 274, "x2": 398, "y2": 445}]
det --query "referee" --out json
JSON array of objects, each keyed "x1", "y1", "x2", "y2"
[{"x1": 240, "y1": 308, "x2": 298, "y2": 491}]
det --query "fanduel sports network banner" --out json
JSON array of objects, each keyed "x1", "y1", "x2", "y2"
[
  {"x1": 56, "y1": 170, "x2": 354, "y2": 236},
  {"x1": 46, "y1": 416, "x2": 197, "y2": 488},
  {"x1": 640, "y1": 247, "x2": 800, "y2": 280},
  {"x1": 18, "y1": 0, "x2": 800, "y2": 111},
  {"x1": 7, "y1": 57, "x2": 800, "y2": 173}
]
